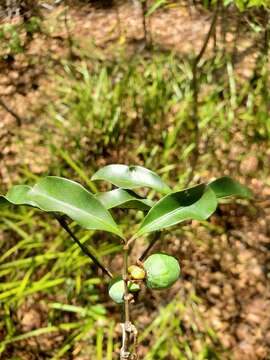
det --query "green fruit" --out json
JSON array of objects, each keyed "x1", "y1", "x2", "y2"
[
  {"x1": 128, "y1": 265, "x2": 146, "y2": 280},
  {"x1": 108, "y1": 277, "x2": 140, "y2": 304},
  {"x1": 144, "y1": 253, "x2": 180, "y2": 290}
]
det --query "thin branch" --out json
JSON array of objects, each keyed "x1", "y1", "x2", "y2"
[
  {"x1": 185, "y1": 0, "x2": 221, "y2": 186},
  {"x1": 133, "y1": 0, "x2": 151, "y2": 48},
  {"x1": 63, "y1": 0, "x2": 76, "y2": 60},
  {"x1": 232, "y1": 13, "x2": 241, "y2": 64},
  {"x1": 55, "y1": 215, "x2": 113, "y2": 278},
  {"x1": 195, "y1": 1, "x2": 221, "y2": 66},
  {"x1": 261, "y1": 9, "x2": 269, "y2": 61},
  {"x1": 141, "y1": 0, "x2": 149, "y2": 46},
  {"x1": 0, "y1": 97, "x2": 23, "y2": 126},
  {"x1": 220, "y1": 1, "x2": 227, "y2": 56}
]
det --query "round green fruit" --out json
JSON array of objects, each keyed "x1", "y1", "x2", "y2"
[
  {"x1": 144, "y1": 253, "x2": 180, "y2": 290},
  {"x1": 108, "y1": 277, "x2": 140, "y2": 304},
  {"x1": 128, "y1": 265, "x2": 146, "y2": 280}
]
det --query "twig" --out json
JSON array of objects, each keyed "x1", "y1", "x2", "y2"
[
  {"x1": 0, "y1": 97, "x2": 23, "y2": 126},
  {"x1": 185, "y1": 0, "x2": 221, "y2": 186},
  {"x1": 220, "y1": 1, "x2": 227, "y2": 56},
  {"x1": 63, "y1": 0, "x2": 76, "y2": 60},
  {"x1": 133, "y1": 0, "x2": 151, "y2": 48},
  {"x1": 55, "y1": 214, "x2": 113, "y2": 278},
  {"x1": 232, "y1": 13, "x2": 241, "y2": 64},
  {"x1": 195, "y1": 2, "x2": 221, "y2": 66},
  {"x1": 261, "y1": 9, "x2": 269, "y2": 61},
  {"x1": 141, "y1": 0, "x2": 148, "y2": 46}
]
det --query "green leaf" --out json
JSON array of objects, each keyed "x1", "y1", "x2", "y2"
[
  {"x1": 95, "y1": 189, "x2": 154, "y2": 211},
  {"x1": 91, "y1": 164, "x2": 171, "y2": 194},
  {"x1": 1, "y1": 177, "x2": 123, "y2": 239},
  {"x1": 135, "y1": 184, "x2": 218, "y2": 238},
  {"x1": 208, "y1": 176, "x2": 252, "y2": 199},
  {"x1": 0, "y1": 185, "x2": 37, "y2": 208}
]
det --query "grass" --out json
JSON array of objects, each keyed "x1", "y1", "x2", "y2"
[
  {"x1": 139, "y1": 295, "x2": 225, "y2": 360},
  {"x1": 0, "y1": 11, "x2": 269, "y2": 358},
  {"x1": 47, "y1": 46, "x2": 269, "y2": 188},
  {"x1": 48, "y1": 53, "x2": 207, "y2": 189},
  {"x1": 0, "y1": 205, "x2": 122, "y2": 357}
]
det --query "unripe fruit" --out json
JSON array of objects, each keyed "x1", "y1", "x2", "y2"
[
  {"x1": 108, "y1": 277, "x2": 140, "y2": 304},
  {"x1": 128, "y1": 265, "x2": 146, "y2": 280},
  {"x1": 144, "y1": 253, "x2": 180, "y2": 290}
]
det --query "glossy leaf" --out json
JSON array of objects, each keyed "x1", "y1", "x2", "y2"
[
  {"x1": 91, "y1": 164, "x2": 171, "y2": 194},
  {"x1": 95, "y1": 189, "x2": 154, "y2": 211},
  {"x1": 0, "y1": 185, "x2": 37, "y2": 208},
  {"x1": 208, "y1": 176, "x2": 252, "y2": 199},
  {"x1": 135, "y1": 184, "x2": 217, "y2": 238},
  {"x1": 0, "y1": 177, "x2": 123, "y2": 239}
]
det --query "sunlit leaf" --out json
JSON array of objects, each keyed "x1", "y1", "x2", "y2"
[
  {"x1": 91, "y1": 164, "x2": 171, "y2": 194},
  {"x1": 0, "y1": 185, "x2": 37, "y2": 208},
  {"x1": 135, "y1": 184, "x2": 217, "y2": 237},
  {"x1": 0, "y1": 177, "x2": 123, "y2": 239}
]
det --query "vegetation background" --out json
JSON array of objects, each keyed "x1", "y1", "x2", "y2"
[{"x1": 0, "y1": 0, "x2": 269, "y2": 359}]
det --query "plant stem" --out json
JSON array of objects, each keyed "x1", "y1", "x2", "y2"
[
  {"x1": 120, "y1": 243, "x2": 138, "y2": 360},
  {"x1": 55, "y1": 215, "x2": 113, "y2": 278},
  {"x1": 121, "y1": 245, "x2": 131, "y2": 359},
  {"x1": 123, "y1": 247, "x2": 130, "y2": 323}
]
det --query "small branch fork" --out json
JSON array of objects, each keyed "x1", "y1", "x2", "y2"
[{"x1": 55, "y1": 214, "x2": 113, "y2": 278}]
